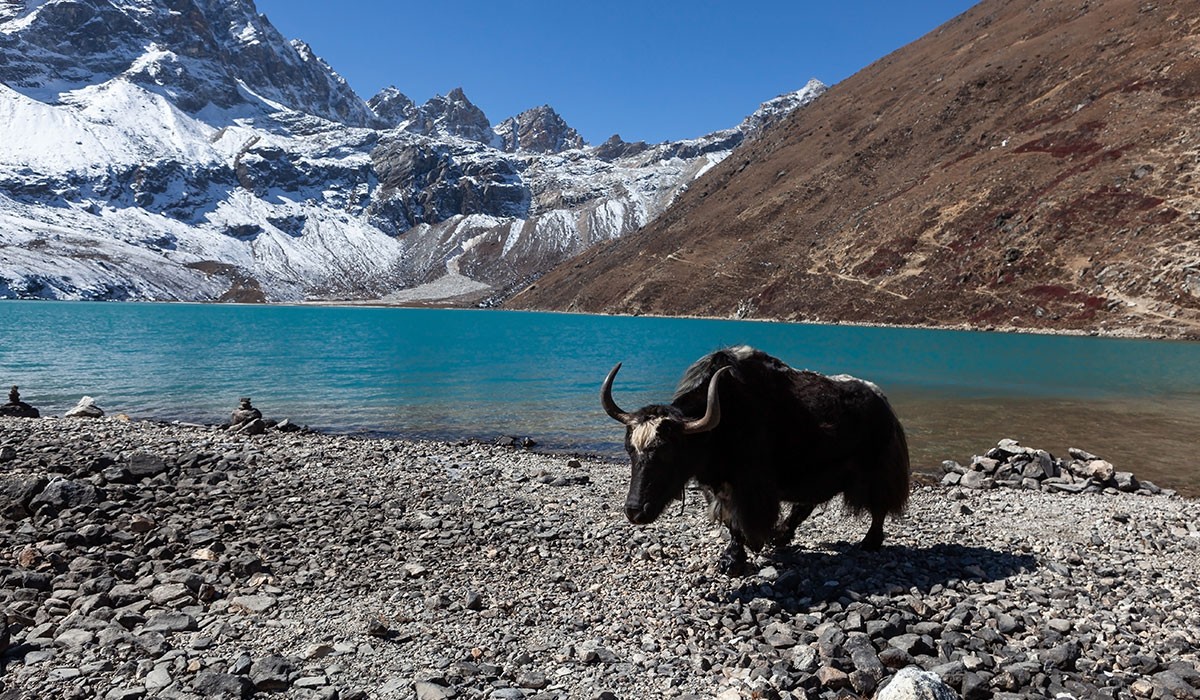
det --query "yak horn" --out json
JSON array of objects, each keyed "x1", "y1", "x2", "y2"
[
  {"x1": 601, "y1": 363, "x2": 636, "y2": 425},
  {"x1": 682, "y1": 366, "x2": 730, "y2": 434}
]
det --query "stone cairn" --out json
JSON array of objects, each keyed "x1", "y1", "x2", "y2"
[
  {"x1": 227, "y1": 397, "x2": 303, "y2": 435},
  {"x1": 0, "y1": 386, "x2": 39, "y2": 418},
  {"x1": 228, "y1": 397, "x2": 265, "y2": 435},
  {"x1": 940, "y1": 438, "x2": 1170, "y2": 497}
]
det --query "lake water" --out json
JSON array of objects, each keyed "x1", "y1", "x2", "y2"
[{"x1": 3, "y1": 301, "x2": 1199, "y2": 496}]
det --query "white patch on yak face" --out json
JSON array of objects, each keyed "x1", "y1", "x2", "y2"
[
  {"x1": 730, "y1": 345, "x2": 756, "y2": 360},
  {"x1": 629, "y1": 417, "x2": 665, "y2": 454}
]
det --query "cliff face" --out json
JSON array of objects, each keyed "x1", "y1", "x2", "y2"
[{"x1": 508, "y1": 0, "x2": 1200, "y2": 339}]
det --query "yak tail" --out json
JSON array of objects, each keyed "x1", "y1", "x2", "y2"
[
  {"x1": 884, "y1": 418, "x2": 912, "y2": 515},
  {"x1": 844, "y1": 410, "x2": 911, "y2": 519}
]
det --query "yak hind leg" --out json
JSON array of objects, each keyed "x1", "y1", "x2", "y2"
[
  {"x1": 772, "y1": 503, "x2": 815, "y2": 547},
  {"x1": 860, "y1": 510, "x2": 886, "y2": 551},
  {"x1": 718, "y1": 530, "x2": 748, "y2": 575}
]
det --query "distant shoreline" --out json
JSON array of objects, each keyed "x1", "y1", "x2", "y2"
[{"x1": 5, "y1": 296, "x2": 1196, "y2": 341}]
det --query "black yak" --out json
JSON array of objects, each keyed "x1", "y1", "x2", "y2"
[{"x1": 601, "y1": 345, "x2": 910, "y2": 573}]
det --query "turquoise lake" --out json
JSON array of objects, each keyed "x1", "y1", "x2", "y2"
[{"x1": 2, "y1": 301, "x2": 1199, "y2": 495}]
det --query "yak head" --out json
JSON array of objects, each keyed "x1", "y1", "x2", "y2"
[{"x1": 600, "y1": 363, "x2": 729, "y2": 525}]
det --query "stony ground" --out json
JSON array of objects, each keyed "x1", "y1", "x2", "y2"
[{"x1": 2, "y1": 416, "x2": 1199, "y2": 700}]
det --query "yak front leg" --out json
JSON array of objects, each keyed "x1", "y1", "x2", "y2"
[
  {"x1": 718, "y1": 529, "x2": 748, "y2": 575},
  {"x1": 772, "y1": 502, "x2": 815, "y2": 547}
]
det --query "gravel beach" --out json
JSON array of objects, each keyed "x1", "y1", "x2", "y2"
[{"x1": 2, "y1": 416, "x2": 1199, "y2": 700}]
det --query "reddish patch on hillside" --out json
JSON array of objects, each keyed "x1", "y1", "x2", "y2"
[
  {"x1": 1013, "y1": 122, "x2": 1106, "y2": 158},
  {"x1": 1049, "y1": 186, "x2": 1167, "y2": 228},
  {"x1": 1023, "y1": 285, "x2": 1107, "y2": 310}
]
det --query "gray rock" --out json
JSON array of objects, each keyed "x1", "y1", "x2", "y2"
[
  {"x1": 250, "y1": 655, "x2": 296, "y2": 691},
  {"x1": 142, "y1": 612, "x2": 197, "y2": 633},
  {"x1": 959, "y1": 471, "x2": 991, "y2": 490},
  {"x1": 230, "y1": 594, "x2": 276, "y2": 613},
  {"x1": 1114, "y1": 471, "x2": 1139, "y2": 492},
  {"x1": 144, "y1": 665, "x2": 172, "y2": 690},
  {"x1": 1043, "y1": 640, "x2": 1079, "y2": 670},
  {"x1": 763, "y1": 621, "x2": 797, "y2": 648},
  {"x1": 65, "y1": 396, "x2": 105, "y2": 418},
  {"x1": 876, "y1": 666, "x2": 960, "y2": 700},
  {"x1": 415, "y1": 682, "x2": 453, "y2": 700},
  {"x1": 517, "y1": 671, "x2": 548, "y2": 689},
  {"x1": 127, "y1": 452, "x2": 168, "y2": 479},
  {"x1": 888, "y1": 634, "x2": 935, "y2": 657},
  {"x1": 192, "y1": 671, "x2": 252, "y2": 699},
  {"x1": 0, "y1": 474, "x2": 48, "y2": 518},
  {"x1": 53, "y1": 628, "x2": 95, "y2": 650},
  {"x1": 30, "y1": 478, "x2": 102, "y2": 513}
]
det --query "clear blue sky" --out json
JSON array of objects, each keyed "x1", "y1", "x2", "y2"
[{"x1": 253, "y1": 1, "x2": 979, "y2": 144}]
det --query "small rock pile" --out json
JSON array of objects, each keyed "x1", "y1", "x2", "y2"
[
  {"x1": 0, "y1": 387, "x2": 39, "y2": 419},
  {"x1": 227, "y1": 397, "x2": 305, "y2": 436},
  {"x1": 939, "y1": 439, "x2": 1170, "y2": 497}
]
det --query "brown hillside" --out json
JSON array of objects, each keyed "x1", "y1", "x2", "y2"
[{"x1": 507, "y1": 0, "x2": 1200, "y2": 339}]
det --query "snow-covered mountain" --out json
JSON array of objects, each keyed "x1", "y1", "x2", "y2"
[{"x1": 0, "y1": 0, "x2": 826, "y2": 303}]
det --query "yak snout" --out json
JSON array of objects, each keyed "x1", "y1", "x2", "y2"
[{"x1": 625, "y1": 500, "x2": 656, "y2": 525}]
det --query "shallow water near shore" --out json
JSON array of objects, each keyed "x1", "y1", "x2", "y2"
[{"x1": 3, "y1": 300, "x2": 1199, "y2": 495}]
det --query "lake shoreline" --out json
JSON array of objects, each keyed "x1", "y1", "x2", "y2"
[
  {"x1": 299, "y1": 298, "x2": 1200, "y2": 343},
  {"x1": 2, "y1": 416, "x2": 1198, "y2": 699}
]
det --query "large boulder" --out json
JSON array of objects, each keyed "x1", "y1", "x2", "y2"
[
  {"x1": 29, "y1": 478, "x2": 103, "y2": 516},
  {"x1": 877, "y1": 667, "x2": 960, "y2": 700},
  {"x1": 65, "y1": 396, "x2": 105, "y2": 418},
  {"x1": 0, "y1": 474, "x2": 48, "y2": 519}
]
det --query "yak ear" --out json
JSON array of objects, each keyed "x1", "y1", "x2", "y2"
[{"x1": 682, "y1": 366, "x2": 730, "y2": 434}]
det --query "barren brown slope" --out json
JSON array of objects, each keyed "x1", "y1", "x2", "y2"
[{"x1": 507, "y1": 0, "x2": 1200, "y2": 339}]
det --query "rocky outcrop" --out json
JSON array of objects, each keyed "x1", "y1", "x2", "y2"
[
  {"x1": 402, "y1": 88, "x2": 496, "y2": 145},
  {"x1": 368, "y1": 85, "x2": 416, "y2": 126},
  {"x1": 370, "y1": 139, "x2": 530, "y2": 230},
  {"x1": 495, "y1": 105, "x2": 585, "y2": 154}
]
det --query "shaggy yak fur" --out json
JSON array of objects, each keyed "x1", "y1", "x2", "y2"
[{"x1": 601, "y1": 345, "x2": 911, "y2": 573}]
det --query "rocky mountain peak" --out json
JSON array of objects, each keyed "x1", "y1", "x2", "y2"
[
  {"x1": 494, "y1": 104, "x2": 585, "y2": 154},
  {"x1": 367, "y1": 85, "x2": 416, "y2": 126},
  {"x1": 0, "y1": 0, "x2": 375, "y2": 125},
  {"x1": 736, "y1": 78, "x2": 828, "y2": 138},
  {"x1": 403, "y1": 87, "x2": 495, "y2": 145},
  {"x1": 591, "y1": 134, "x2": 650, "y2": 162}
]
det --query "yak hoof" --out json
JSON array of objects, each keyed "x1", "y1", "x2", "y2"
[
  {"x1": 860, "y1": 514, "x2": 886, "y2": 551},
  {"x1": 770, "y1": 526, "x2": 796, "y2": 548},
  {"x1": 717, "y1": 544, "x2": 748, "y2": 576},
  {"x1": 859, "y1": 531, "x2": 884, "y2": 552}
]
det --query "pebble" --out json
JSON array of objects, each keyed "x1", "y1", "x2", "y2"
[{"x1": 1, "y1": 416, "x2": 1198, "y2": 699}]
